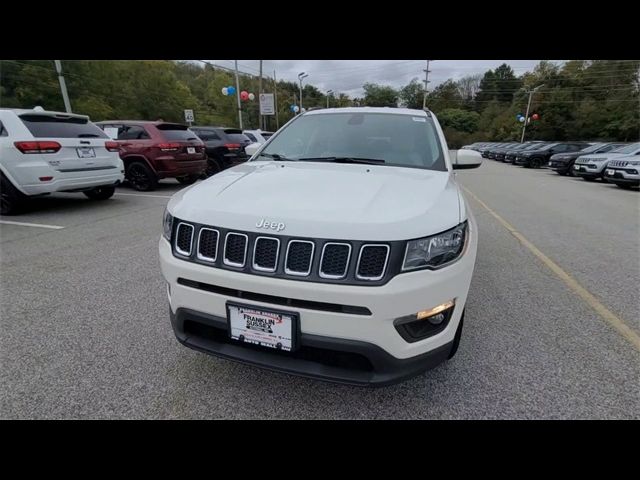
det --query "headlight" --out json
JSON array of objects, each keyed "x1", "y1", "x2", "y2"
[
  {"x1": 163, "y1": 208, "x2": 174, "y2": 241},
  {"x1": 402, "y1": 222, "x2": 467, "y2": 271}
]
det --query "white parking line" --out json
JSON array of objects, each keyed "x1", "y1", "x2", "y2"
[
  {"x1": 115, "y1": 193, "x2": 173, "y2": 199},
  {"x1": 0, "y1": 220, "x2": 65, "y2": 230}
]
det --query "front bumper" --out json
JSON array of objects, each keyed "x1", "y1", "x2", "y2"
[
  {"x1": 573, "y1": 164, "x2": 603, "y2": 177},
  {"x1": 604, "y1": 168, "x2": 640, "y2": 185},
  {"x1": 159, "y1": 218, "x2": 477, "y2": 384},
  {"x1": 548, "y1": 159, "x2": 572, "y2": 170}
]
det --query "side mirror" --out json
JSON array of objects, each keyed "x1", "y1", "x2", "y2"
[
  {"x1": 451, "y1": 149, "x2": 483, "y2": 170},
  {"x1": 245, "y1": 142, "x2": 261, "y2": 157}
]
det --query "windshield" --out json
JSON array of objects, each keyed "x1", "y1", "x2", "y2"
[
  {"x1": 611, "y1": 142, "x2": 640, "y2": 154},
  {"x1": 257, "y1": 112, "x2": 446, "y2": 171},
  {"x1": 577, "y1": 143, "x2": 605, "y2": 154}
]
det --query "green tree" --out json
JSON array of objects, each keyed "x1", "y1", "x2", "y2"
[{"x1": 362, "y1": 83, "x2": 398, "y2": 107}]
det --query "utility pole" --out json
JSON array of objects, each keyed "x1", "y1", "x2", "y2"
[
  {"x1": 234, "y1": 60, "x2": 243, "y2": 129},
  {"x1": 54, "y1": 60, "x2": 72, "y2": 113},
  {"x1": 326, "y1": 90, "x2": 333, "y2": 108},
  {"x1": 298, "y1": 72, "x2": 308, "y2": 112},
  {"x1": 422, "y1": 60, "x2": 432, "y2": 110},
  {"x1": 258, "y1": 60, "x2": 263, "y2": 130},
  {"x1": 274, "y1": 69, "x2": 279, "y2": 130},
  {"x1": 521, "y1": 84, "x2": 544, "y2": 143}
]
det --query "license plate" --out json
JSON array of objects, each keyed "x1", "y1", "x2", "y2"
[
  {"x1": 187, "y1": 147, "x2": 196, "y2": 154},
  {"x1": 606, "y1": 169, "x2": 615, "y2": 176},
  {"x1": 76, "y1": 147, "x2": 96, "y2": 158},
  {"x1": 227, "y1": 303, "x2": 297, "y2": 352}
]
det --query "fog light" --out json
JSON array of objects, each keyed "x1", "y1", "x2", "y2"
[{"x1": 394, "y1": 300, "x2": 456, "y2": 343}]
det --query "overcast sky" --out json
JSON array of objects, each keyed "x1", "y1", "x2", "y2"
[{"x1": 205, "y1": 60, "x2": 554, "y2": 97}]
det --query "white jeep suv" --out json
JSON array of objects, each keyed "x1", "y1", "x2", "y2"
[
  {"x1": 0, "y1": 107, "x2": 124, "y2": 215},
  {"x1": 159, "y1": 107, "x2": 482, "y2": 386}
]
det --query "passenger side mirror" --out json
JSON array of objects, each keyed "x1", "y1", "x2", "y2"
[
  {"x1": 451, "y1": 149, "x2": 483, "y2": 170},
  {"x1": 245, "y1": 142, "x2": 261, "y2": 157}
]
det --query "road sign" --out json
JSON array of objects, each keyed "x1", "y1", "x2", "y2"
[
  {"x1": 184, "y1": 109, "x2": 194, "y2": 123},
  {"x1": 259, "y1": 94, "x2": 275, "y2": 116}
]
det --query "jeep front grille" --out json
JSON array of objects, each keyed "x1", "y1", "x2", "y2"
[{"x1": 171, "y1": 219, "x2": 399, "y2": 286}]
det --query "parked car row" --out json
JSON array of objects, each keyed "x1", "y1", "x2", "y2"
[
  {"x1": 0, "y1": 107, "x2": 276, "y2": 214},
  {"x1": 463, "y1": 141, "x2": 640, "y2": 189}
]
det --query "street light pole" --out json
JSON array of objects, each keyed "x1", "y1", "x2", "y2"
[
  {"x1": 326, "y1": 90, "x2": 333, "y2": 108},
  {"x1": 54, "y1": 60, "x2": 72, "y2": 113},
  {"x1": 521, "y1": 84, "x2": 544, "y2": 143},
  {"x1": 422, "y1": 60, "x2": 432, "y2": 110},
  {"x1": 298, "y1": 72, "x2": 308, "y2": 113}
]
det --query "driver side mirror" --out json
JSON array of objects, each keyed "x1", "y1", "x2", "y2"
[{"x1": 451, "y1": 149, "x2": 483, "y2": 170}]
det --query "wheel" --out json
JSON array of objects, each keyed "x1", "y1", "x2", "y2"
[
  {"x1": 447, "y1": 310, "x2": 464, "y2": 360},
  {"x1": 176, "y1": 174, "x2": 200, "y2": 185},
  {"x1": 126, "y1": 161, "x2": 157, "y2": 191},
  {"x1": 203, "y1": 157, "x2": 222, "y2": 178},
  {"x1": 583, "y1": 176, "x2": 595, "y2": 182},
  {"x1": 1, "y1": 174, "x2": 26, "y2": 215},
  {"x1": 530, "y1": 157, "x2": 543, "y2": 168},
  {"x1": 83, "y1": 186, "x2": 115, "y2": 200},
  {"x1": 615, "y1": 183, "x2": 632, "y2": 190},
  {"x1": 557, "y1": 169, "x2": 568, "y2": 176}
]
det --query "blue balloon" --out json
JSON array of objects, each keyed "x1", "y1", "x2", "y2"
[
  {"x1": 227, "y1": 86, "x2": 236, "y2": 95},
  {"x1": 516, "y1": 114, "x2": 523, "y2": 120}
]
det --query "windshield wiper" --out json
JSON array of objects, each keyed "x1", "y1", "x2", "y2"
[
  {"x1": 258, "y1": 152, "x2": 294, "y2": 161},
  {"x1": 298, "y1": 157, "x2": 386, "y2": 165}
]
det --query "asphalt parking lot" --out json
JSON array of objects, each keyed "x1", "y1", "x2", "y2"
[{"x1": 1, "y1": 161, "x2": 639, "y2": 419}]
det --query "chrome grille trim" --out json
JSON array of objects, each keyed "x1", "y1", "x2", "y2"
[
  {"x1": 252, "y1": 236, "x2": 280, "y2": 272},
  {"x1": 174, "y1": 222, "x2": 194, "y2": 257},
  {"x1": 223, "y1": 232, "x2": 248, "y2": 268},
  {"x1": 196, "y1": 228, "x2": 219, "y2": 262},
  {"x1": 356, "y1": 244, "x2": 390, "y2": 281},
  {"x1": 284, "y1": 240, "x2": 315, "y2": 276},
  {"x1": 319, "y1": 242, "x2": 352, "y2": 279}
]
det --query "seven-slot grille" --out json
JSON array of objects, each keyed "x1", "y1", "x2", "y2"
[
  {"x1": 172, "y1": 221, "x2": 392, "y2": 284},
  {"x1": 609, "y1": 160, "x2": 629, "y2": 167}
]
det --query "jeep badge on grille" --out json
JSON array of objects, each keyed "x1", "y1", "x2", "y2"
[{"x1": 256, "y1": 218, "x2": 286, "y2": 232}]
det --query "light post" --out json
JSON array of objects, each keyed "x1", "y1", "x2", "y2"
[
  {"x1": 326, "y1": 90, "x2": 333, "y2": 108},
  {"x1": 298, "y1": 72, "x2": 308, "y2": 113},
  {"x1": 521, "y1": 84, "x2": 544, "y2": 143}
]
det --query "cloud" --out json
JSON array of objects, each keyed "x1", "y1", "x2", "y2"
[{"x1": 204, "y1": 60, "x2": 552, "y2": 97}]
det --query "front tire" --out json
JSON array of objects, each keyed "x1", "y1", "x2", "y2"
[
  {"x1": 583, "y1": 176, "x2": 595, "y2": 182},
  {"x1": 126, "y1": 161, "x2": 157, "y2": 191},
  {"x1": 0, "y1": 174, "x2": 26, "y2": 215},
  {"x1": 530, "y1": 157, "x2": 543, "y2": 168},
  {"x1": 84, "y1": 186, "x2": 116, "y2": 200},
  {"x1": 615, "y1": 183, "x2": 633, "y2": 190}
]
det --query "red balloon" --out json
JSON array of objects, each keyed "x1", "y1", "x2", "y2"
[
  {"x1": 532, "y1": 113, "x2": 540, "y2": 121},
  {"x1": 240, "y1": 91, "x2": 249, "y2": 101}
]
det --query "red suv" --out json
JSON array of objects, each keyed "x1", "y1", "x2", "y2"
[{"x1": 95, "y1": 121, "x2": 206, "y2": 191}]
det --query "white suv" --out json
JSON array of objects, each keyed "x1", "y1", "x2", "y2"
[
  {"x1": 574, "y1": 142, "x2": 640, "y2": 181},
  {"x1": 159, "y1": 107, "x2": 482, "y2": 386},
  {"x1": 605, "y1": 154, "x2": 640, "y2": 189},
  {"x1": 0, "y1": 108, "x2": 124, "y2": 215}
]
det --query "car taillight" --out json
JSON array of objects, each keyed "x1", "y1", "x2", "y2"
[
  {"x1": 105, "y1": 141, "x2": 120, "y2": 152},
  {"x1": 158, "y1": 143, "x2": 181, "y2": 152},
  {"x1": 224, "y1": 143, "x2": 241, "y2": 150},
  {"x1": 14, "y1": 141, "x2": 61, "y2": 154}
]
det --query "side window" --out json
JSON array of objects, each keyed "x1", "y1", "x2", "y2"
[
  {"x1": 119, "y1": 125, "x2": 150, "y2": 140},
  {"x1": 554, "y1": 144, "x2": 570, "y2": 153},
  {"x1": 0, "y1": 120, "x2": 7, "y2": 137},
  {"x1": 245, "y1": 132, "x2": 257, "y2": 142}
]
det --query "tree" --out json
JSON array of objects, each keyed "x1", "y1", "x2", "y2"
[
  {"x1": 437, "y1": 109, "x2": 480, "y2": 133},
  {"x1": 399, "y1": 78, "x2": 425, "y2": 109},
  {"x1": 362, "y1": 83, "x2": 398, "y2": 107},
  {"x1": 425, "y1": 80, "x2": 463, "y2": 112},
  {"x1": 455, "y1": 74, "x2": 482, "y2": 105}
]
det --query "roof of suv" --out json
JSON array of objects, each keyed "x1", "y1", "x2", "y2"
[
  {"x1": 304, "y1": 107, "x2": 429, "y2": 117},
  {"x1": 95, "y1": 120, "x2": 183, "y2": 126},
  {"x1": 1, "y1": 108, "x2": 89, "y2": 120}
]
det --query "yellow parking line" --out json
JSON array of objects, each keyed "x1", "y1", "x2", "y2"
[{"x1": 463, "y1": 186, "x2": 640, "y2": 351}]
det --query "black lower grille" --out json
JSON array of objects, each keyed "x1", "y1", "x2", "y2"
[
  {"x1": 175, "y1": 223, "x2": 194, "y2": 255},
  {"x1": 357, "y1": 245, "x2": 389, "y2": 279},
  {"x1": 321, "y1": 243, "x2": 350, "y2": 278},
  {"x1": 198, "y1": 228, "x2": 219, "y2": 261},
  {"x1": 224, "y1": 233, "x2": 247, "y2": 266},
  {"x1": 253, "y1": 237, "x2": 279, "y2": 271},
  {"x1": 286, "y1": 241, "x2": 314, "y2": 275}
]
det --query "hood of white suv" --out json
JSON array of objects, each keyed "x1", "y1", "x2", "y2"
[{"x1": 168, "y1": 161, "x2": 461, "y2": 241}]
